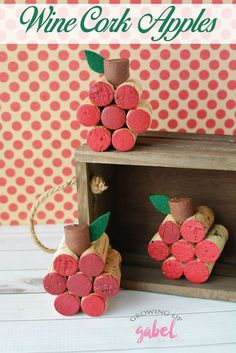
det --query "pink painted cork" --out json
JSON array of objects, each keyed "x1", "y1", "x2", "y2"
[
  {"x1": 67, "y1": 272, "x2": 93, "y2": 297},
  {"x1": 53, "y1": 239, "x2": 79, "y2": 276},
  {"x1": 171, "y1": 239, "x2": 195, "y2": 263},
  {"x1": 87, "y1": 126, "x2": 111, "y2": 152},
  {"x1": 181, "y1": 206, "x2": 214, "y2": 243},
  {"x1": 115, "y1": 79, "x2": 141, "y2": 109},
  {"x1": 148, "y1": 233, "x2": 170, "y2": 261},
  {"x1": 54, "y1": 292, "x2": 80, "y2": 316},
  {"x1": 158, "y1": 214, "x2": 181, "y2": 244},
  {"x1": 126, "y1": 101, "x2": 151, "y2": 133},
  {"x1": 112, "y1": 128, "x2": 136, "y2": 152},
  {"x1": 81, "y1": 294, "x2": 107, "y2": 317},
  {"x1": 195, "y1": 224, "x2": 229, "y2": 263},
  {"x1": 76, "y1": 99, "x2": 101, "y2": 127},
  {"x1": 101, "y1": 105, "x2": 126, "y2": 130},
  {"x1": 79, "y1": 234, "x2": 109, "y2": 277},
  {"x1": 43, "y1": 272, "x2": 67, "y2": 296},
  {"x1": 184, "y1": 259, "x2": 215, "y2": 283},
  {"x1": 89, "y1": 79, "x2": 114, "y2": 107},
  {"x1": 161, "y1": 256, "x2": 184, "y2": 280}
]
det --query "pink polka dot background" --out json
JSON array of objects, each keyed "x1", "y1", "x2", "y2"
[{"x1": 0, "y1": 2, "x2": 236, "y2": 226}]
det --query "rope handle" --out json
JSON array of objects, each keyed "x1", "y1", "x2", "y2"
[
  {"x1": 28, "y1": 175, "x2": 108, "y2": 254},
  {"x1": 28, "y1": 177, "x2": 77, "y2": 254}
]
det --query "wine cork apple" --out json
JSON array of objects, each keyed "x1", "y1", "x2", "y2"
[
  {"x1": 148, "y1": 194, "x2": 229, "y2": 283},
  {"x1": 43, "y1": 211, "x2": 122, "y2": 317},
  {"x1": 76, "y1": 50, "x2": 151, "y2": 152}
]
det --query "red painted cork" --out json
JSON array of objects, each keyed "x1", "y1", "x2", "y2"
[
  {"x1": 43, "y1": 272, "x2": 67, "y2": 295},
  {"x1": 168, "y1": 197, "x2": 193, "y2": 225},
  {"x1": 161, "y1": 256, "x2": 184, "y2": 280},
  {"x1": 87, "y1": 126, "x2": 111, "y2": 152},
  {"x1": 81, "y1": 294, "x2": 107, "y2": 317},
  {"x1": 180, "y1": 206, "x2": 214, "y2": 243},
  {"x1": 67, "y1": 272, "x2": 93, "y2": 297},
  {"x1": 195, "y1": 224, "x2": 229, "y2": 263},
  {"x1": 89, "y1": 79, "x2": 114, "y2": 107},
  {"x1": 184, "y1": 259, "x2": 214, "y2": 283},
  {"x1": 101, "y1": 105, "x2": 126, "y2": 130},
  {"x1": 115, "y1": 80, "x2": 141, "y2": 109},
  {"x1": 171, "y1": 239, "x2": 195, "y2": 263},
  {"x1": 112, "y1": 128, "x2": 136, "y2": 152},
  {"x1": 64, "y1": 223, "x2": 90, "y2": 256},
  {"x1": 126, "y1": 102, "x2": 151, "y2": 133},
  {"x1": 53, "y1": 254, "x2": 79, "y2": 276},
  {"x1": 79, "y1": 234, "x2": 109, "y2": 277},
  {"x1": 54, "y1": 292, "x2": 80, "y2": 316},
  {"x1": 148, "y1": 233, "x2": 170, "y2": 261},
  {"x1": 158, "y1": 214, "x2": 181, "y2": 244},
  {"x1": 76, "y1": 100, "x2": 100, "y2": 127}
]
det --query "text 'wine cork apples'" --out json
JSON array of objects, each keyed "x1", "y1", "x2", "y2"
[
  {"x1": 76, "y1": 51, "x2": 152, "y2": 152},
  {"x1": 43, "y1": 212, "x2": 122, "y2": 317},
  {"x1": 148, "y1": 195, "x2": 229, "y2": 284}
]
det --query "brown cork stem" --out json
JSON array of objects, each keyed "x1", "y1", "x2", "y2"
[
  {"x1": 104, "y1": 58, "x2": 129, "y2": 88},
  {"x1": 64, "y1": 223, "x2": 91, "y2": 256},
  {"x1": 169, "y1": 197, "x2": 194, "y2": 224}
]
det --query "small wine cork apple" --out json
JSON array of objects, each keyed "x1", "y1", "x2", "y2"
[
  {"x1": 195, "y1": 224, "x2": 229, "y2": 263},
  {"x1": 53, "y1": 238, "x2": 79, "y2": 276},
  {"x1": 54, "y1": 292, "x2": 80, "y2": 316},
  {"x1": 79, "y1": 212, "x2": 111, "y2": 277},
  {"x1": 168, "y1": 197, "x2": 193, "y2": 225},
  {"x1": 181, "y1": 206, "x2": 214, "y2": 243},
  {"x1": 148, "y1": 233, "x2": 170, "y2": 261},
  {"x1": 43, "y1": 264, "x2": 67, "y2": 296},
  {"x1": 93, "y1": 248, "x2": 122, "y2": 298},
  {"x1": 184, "y1": 259, "x2": 215, "y2": 283},
  {"x1": 126, "y1": 101, "x2": 151, "y2": 134},
  {"x1": 67, "y1": 272, "x2": 93, "y2": 297},
  {"x1": 171, "y1": 239, "x2": 195, "y2": 263},
  {"x1": 81, "y1": 293, "x2": 107, "y2": 317},
  {"x1": 76, "y1": 98, "x2": 101, "y2": 127},
  {"x1": 104, "y1": 58, "x2": 129, "y2": 87},
  {"x1": 115, "y1": 79, "x2": 142, "y2": 110},
  {"x1": 161, "y1": 256, "x2": 184, "y2": 280}
]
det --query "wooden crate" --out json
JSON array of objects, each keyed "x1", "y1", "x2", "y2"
[{"x1": 75, "y1": 132, "x2": 236, "y2": 302}]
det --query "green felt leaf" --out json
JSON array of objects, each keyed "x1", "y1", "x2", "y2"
[
  {"x1": 89, "y1": 212, "x2": 110, "y2": 242},
  {"x1": 84, "y1": 50, "x2": 105, "y2": 74},
  {"x1": 149, "y1": 195, "x2": 170, "y2": 214}
]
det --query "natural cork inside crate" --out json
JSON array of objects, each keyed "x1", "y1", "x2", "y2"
[{"x1": 75, "y1": 131, "x2": 236, "y2": 302}]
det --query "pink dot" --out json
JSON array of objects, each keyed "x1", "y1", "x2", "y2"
[
  {"x1": 0, "y1": 93, "x2": 10, "y2": 102},
  {"x1": 41, "y1": 111, "x2": 51, "y2": 121},
  {"x1": 29, "y1": 81, "x2": 39, "y2": 91},
  {"x1": 199, "y1": 70, "x2": 209, "y2": 80},
  {"x1": 187, "y1": 119, "x2": 197, "y2": 129},
  {"x1": 49, "y1": 60, "x2": 59, "y2": 71},
  {"x1": 1, "y1": 213, "x2": 9, "y2": 221},
  {"x1": 220, "y1": 50, "x2": 230, "y2": 60},
  {"x1": 169, "y1": 80, "x2": 179, "y2": 90},
  {"x1": 217, "y1": 90, "x2": 227, "y2": 100},
  {"x1": 159, "y1": 70, "x2": 170, "y2": 80},
  {"x1": 70, "y1": 81, "x2": 80, "y2": 91},
  {"x1": 21, "y1": 112, "x2": 31, "y2": 121},
  {"x1": 140, "y1": 49, "x2": 151, "y2": 60},
  {"x1": 50, "y1": 101, "x2": 60, "y2": 111},
  {"x1": 16, "y1": 177, "x2": 25, "y2": 186},
  {"x1": 48, "y1": 44, "x2": 58, "y2": 50},
  {"x1": 189, "y1": 80, "x2": 199, "y2": 90},
  {"x1": 52, "y1": 140, "x2": 61, "y2": 149},
  {"x1": 20, "y1": 92, "x2": 30, "y2": 101},
  {"x1": 38, "y1": 50, "x2": 48, "y2": 61},
  {"x1": 180, "y1": 49, "x2": 191, "y2": 60},
  {"x1": 159, "y1": 110, "x2": 168, "y2": 119},
  {"x1": 229, "y1": 60, "x2": 236, "y2": 70},
  {"x1": 218, "y1": 70, "x2": 228, "y2": 80},
  {"x1": 61, "y1": 130, "x2": 71, "y2": 139},
  {"x1": 150, "y1": 59, "x2": 160, "y2": 70},
  {"x1": 179, "y1": 70, "x2": 189, "y2": 80},
  {"x1": 228, "y1": 80, "x2": 236, "y2": 90},
  {"x1": 160, "y1": 49, "x2": 170, "y2": 59},
  {"x1": 0, "y1": 72, "x2": 9, "y2": 82},
  {"x1": 9, "y1": 82, "x2": 19, "y2": 92},
  {"x1": 17, "y1": 51, "x2": 28, "y2": 61},
  {"x1": 149, "y1": 80, "x2": 159, "y2": 90},
  {"x1": 42, "y1": 130, "x2": 51, "y2": 140},
  {"x1": 25, "y1": 168, "x2": 34, "y2": 177},
  {"x1": 209, "y1": 60, "x2": 219, "y2": 70},
  {"x1": 69, "y1": 60, "x2": 79, "y2": 71},
  {"x1": 23, "y1": 149, "x2": 33, "y2": 158},
  {"x1": 51, "y1": 120, "x2": 61, "y2": 130},
  {"x1": 37, "y1": 211, "x2": 46, "y2": 220},
  {"x1": 0, "y1": 51, "x2": 8, "y2": 62},
  {"x1": 188, "y1": 100, "x2": 198, "y2": 109},
  {"x1": 169, "y1": 100, "x2": 179, "y2": 110},
  {"x1": 150, "y1": 100, "x2": 159, "y2": 110},
  {"x1": 179, "y1": 90, "x2": 189, "y2": 100},
  {"x1": 6, "y1": 168, "x2": 15, "y2": 177},
  {"x1": 0, "y1": 195, "x2": 7, "y2": 203},
  {"x1": 34, "y1": 158, "x2": 43, "y2": 167},
  {"x1": 178, "y1": 110, "x2": 187, "y2": 119},
  {"x1": 49, "y1": 81, "x2": 60, "y2": 91},
  {"x1": 44, "y1": 167, "x2": 53, "y2": 176},
  {"x1": 54, "y1": 176, "x2": 63, "y2": 185},
  {"x1": 39, "y1": 71, "x2": 49, "y2": 81},
  {"x1": 225, "y1": 119, "x2": 234, "y2": 128},
  {"x1": 100, "y1": 49, "x2": 110, "y2": 58},
  {"x1": 58, "y1": 50, "x2": 69, "y2": 60},
  {"x1": 168, "y1": 119, "x2": 178, "y2": 129},
  {"x1": 206, "y1": 119, "x2": 216, "y2": 128},
  {"x1": 208, "y1": 80, "x2": 218, "y2": 90},
  {"x1": 42, "y1": 149, "x2": 52, "y2": 158},
  {"x1": 200, "y1": 49, "x2": 210, "y2": 60},
  {"x1": 207, "y1": 99, "x2": 217, "y2": 109},
  {"x1": 2, "y1": 112, "x2": 11, "y2": 121},
  {"x1": 159, "y1": 90, "x2": 169, "y2": 100},
  {"x1": 12, "y1": 121, "x2": 22, "y2": 131},
  {"x1": 35, "y1": 177, "x2": 44, "y2": 185},
  {"x1": 190, "y1": 60, "x2": 200, "y2": 70},
  {"x1": 63, "y1": 167, "x2": 72, "y2": 176},
  {"x1": 130, "y1": 60, "x2": 140, "y2": 70},
  {"x1": 64, "y1": 202, "x2": 73, "y2": 210},
  {"x1": 226, "y1": 100, "x2": 236, "y2": 109},
  {"x1": 210, "y1": 44, "x2": 220, "y2": 50},
  {"x1": 31, "y1": 101, "x2": 41, "y2": 111},
  {"x1": 197, "y1": 110, "x2": 207, "y2": 119},
  {"x1": 60, "y1": 91, "x2": 70, "y2": 101},
  {"x1": 7, "y1": 44, "x2": 17, "y2": 51},
  {"x1": 215, "y1": 128, "x2": 224, "y2": 135},
  {"x1": 8, "y1": 61, "x2": 18, "y2": 72},
  {"x1": 170, "y1": 60, "x2": 180, "y2": 70},
  {"x1": 59, "y1": 71, "x2": 69, "y2": 81},
  {"x1": 61, "y1": 149, "x2": 71, "y2": 158},
  {"x1": 3, "y1": 131, "x2": 13, "y2": 140}
]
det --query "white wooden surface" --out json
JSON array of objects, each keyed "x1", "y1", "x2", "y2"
[{"x1": 0, "y1": 225, "x2": 236, "y2": 353}]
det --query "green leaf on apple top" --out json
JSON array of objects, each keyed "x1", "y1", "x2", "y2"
[
  {"x1": 89, "y1": 211, "x2": 111, "y2": 242},
  {"x1": 149, "y1": 194, "x2": 170, "y2": 214},
  {"x1": 84, "y1": 50, "x2": 105, "y2": 74}
]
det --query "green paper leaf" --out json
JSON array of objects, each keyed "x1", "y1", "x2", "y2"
[
  {"x1": 84, "y1": 50, "x2": 105, "y2": 74},
  {"x1": 149, "y1": 195, "x2": 170, "y2": 214},
  {"x1": 89, "y1": 212, "x2": 110, "y2": 242}
]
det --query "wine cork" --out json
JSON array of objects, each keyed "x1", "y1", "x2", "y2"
[
  {"x1": 195, "y1": 224, "x2": 229, "y2": 263},
  {"x1": 79, "y1": 233, "x2": 109, "y2": 277},
  {"x1": 158, "y1": 214, "x2": 181, "y2": 244},
  {"x1": 180, "y1": 206, "x2": 214, "y2": 243},
  {"x1": 53, "y1": 238, "x2": 79, "y2": 276},
  {"x1": 89, "y1": 78, "x2": 114, "y2": 107},
  {"x1": 67, "y1": 272, "x2": 93, "y2": 297},
  {"x1": 64, "y1": 223, "x2": 90, "y2": 256},
  {"x1": 115, "y1": 79, "x2": 142, "y2": 109},
  {"x1": 76, "y1": 98, "x2": 101, "y2": 127},
  {"x1": 87, "y1": 126, "x2": 112, "y2": 152},
  {"x1": 161, "y1": 256, "x2": 184, "y2": 280},
  {"x1": 184, "y1": 259, "x2": 215, "y2": 283},
  {"x1": 148, "y1": 233, "x2": 170, "y2": 261},
  {"x1": 81, "y1": 293, "x2": 107, "y2": 317},
  {"x1": 93, "y1": 248, "x2": 121, "y2": 298},
  {"x1": 112, "y1": 128, "x2": 137, "y2": 152},
  {"x1": 169, "y1": 197, "x2": 193, "y2": 225},
  {"x1": 126, "y1": 101, "x2": 151, "y2": 133},
  {"x1": 43, "y1": 264, "x2": 67, "y2": 295},
  {"x1": 104, "y1": 58, "x2": 129, "y2": 87},
  {"x1": 101, "y1": 104, "x2": 126, "y2": 130},
  {"x1": 54, "y1": 292, "x2": 80, "y2": 316},
  {"x1": 171, "y1": 239, "x2": 195, "y2": 263}
]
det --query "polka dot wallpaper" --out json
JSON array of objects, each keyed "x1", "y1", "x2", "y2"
[{"x1": 0, "y1": 1, "x2": 236, "y2": 225}]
